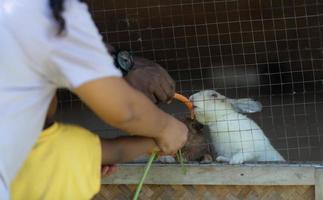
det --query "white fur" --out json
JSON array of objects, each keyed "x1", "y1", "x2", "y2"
[{"x1": 190, "y1": 90, "x2": 285, "y2": 164}]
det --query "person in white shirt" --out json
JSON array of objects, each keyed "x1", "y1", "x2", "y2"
[{"x1": 0, "y1": 0, "x2": 188, "y2": 199}]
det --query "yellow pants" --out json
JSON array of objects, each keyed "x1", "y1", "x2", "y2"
[{"x1": 11, "y1": 123, "x2": 101, "y2": 200}]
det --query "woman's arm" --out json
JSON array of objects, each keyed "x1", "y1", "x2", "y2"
[
  {"x1": 74, "y1": 77, "x2": 187, "y2": 155},
  {"x1": 100, "y1": 136, "x2": 158, "y2": 164}
]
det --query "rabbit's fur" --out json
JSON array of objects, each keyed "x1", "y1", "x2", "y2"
[
  {"x1": 158, "y1": 118, "x2": 213, "y2": 163},
  {"x1": 190, "y1": 90, "x2": 285, "y2": 164},
  {"x1": 181, "y1": 118, "x2": 212, "y2": 162}
]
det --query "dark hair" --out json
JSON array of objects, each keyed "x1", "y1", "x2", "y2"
[{"x1": 49, "y1": 0, "x2": 85, "y2": 35}]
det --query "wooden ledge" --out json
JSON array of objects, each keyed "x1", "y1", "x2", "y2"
[{"x1": 102, "y1": 163, "x2": 322, "y2": 185}]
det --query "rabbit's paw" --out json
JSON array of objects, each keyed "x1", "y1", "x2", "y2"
[
  {"x1": 216, "y1": 156, "x2": 230, "y2": 163},
  {"x1": 200, "y1": 154, "x2": 213, "y2": 164},
  {"x1": 229, "y1": 152, "x2": 256, "y2": 164},
  {"x1": 229, "y1": 156, "x2": 245, "y2": 164}
]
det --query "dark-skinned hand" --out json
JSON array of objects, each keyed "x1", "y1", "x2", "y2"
[{"x1": 125, "y1": 57, "x2": 176, "y2": 104}]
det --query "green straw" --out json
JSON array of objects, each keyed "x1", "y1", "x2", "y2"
[
  {"x1": 133, "y1": 152, "x2": 157, "y2": 200},
  {"x1": 177, "y1": 149, "x2": 187, "y2": 175},
  {"x1": 133, "y1": 150, "x2": 187, "y2": 199}
]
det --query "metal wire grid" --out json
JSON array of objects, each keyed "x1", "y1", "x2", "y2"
[{"x1": 55, "y1": 0, "x2": 323, "y2": 162}]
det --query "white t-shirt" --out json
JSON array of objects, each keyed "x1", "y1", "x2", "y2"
[{"x1": 0, "y1": 0, "x2": 121, "y2": 198}]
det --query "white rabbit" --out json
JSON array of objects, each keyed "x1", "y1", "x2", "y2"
[{"x1": 189, "y1": 90, "x2": 285, "y2": 164}]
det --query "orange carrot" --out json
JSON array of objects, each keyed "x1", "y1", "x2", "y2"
[{"x1": 173, "y1": 93, "x2": 194, "y2": 119}]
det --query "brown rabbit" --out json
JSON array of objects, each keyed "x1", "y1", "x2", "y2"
[{"x1": 180, "y1": 118, "x2": 213, "y2": 163}]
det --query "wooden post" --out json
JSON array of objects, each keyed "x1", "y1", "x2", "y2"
[{"x1": 315, "y1": 168, "x2": 323, "y2": 200}]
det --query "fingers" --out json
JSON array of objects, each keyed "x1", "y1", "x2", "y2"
[
  {"x1": 126, "y1": 59, "x2": 176, "y2": 104},
  {"x1": 148, "y1": 93, "x2": 158, "y2": 104},
  {"x1": 158, "y1": 67, "x2": 176, "y2": 103},
  {"x1": 152, "y1": 67, "x2": 175, "y2": 103},
  {"x1": 101, "y1": 166, "x2": 109, "y2": 176},
  {"x1": 154, "y1": 84, "x2": 169, "y2": 103},
  {"x1": 160, "y1": 78, "x2": 175, "y2": 103},
  {"x1": 158, "y1": 66, "x2": 176, "y2": 93},
  {"x1": 101, "y1": 165, "x2": 118, "y2": 177},
  {"x1": 149, "y1": 146, "x2": 161, "y2": 154},
  {"x1": 155, "y1": 118, "x2": 188, "y2": 155}
]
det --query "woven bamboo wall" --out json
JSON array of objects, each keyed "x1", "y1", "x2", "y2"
[{"x1": 93, "y1": 185, "x2": 314, "y2": 200}]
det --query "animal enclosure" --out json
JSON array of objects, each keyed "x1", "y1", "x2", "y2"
[{"x1": 55, "y1": 0, "x2": 323, "y2": 199}]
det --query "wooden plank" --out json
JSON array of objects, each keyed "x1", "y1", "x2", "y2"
[
  {"x1": 101, "y1": 164, "x2": 316, "y2": 185},
  {"x1": 315, "y1": 168, "x2": 323, "y2": 200}
]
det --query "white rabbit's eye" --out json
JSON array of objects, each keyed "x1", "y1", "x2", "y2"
[
  {"x1": 211, "y1": 93, "x2": 218, "y2": 98},
  {"x1": 221, "y1": 99, "x2": 225, "y2": 102}
]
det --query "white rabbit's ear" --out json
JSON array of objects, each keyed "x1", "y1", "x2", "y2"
[{"x1": 229, "y1": 98, "x2": 263, "y2": 113}]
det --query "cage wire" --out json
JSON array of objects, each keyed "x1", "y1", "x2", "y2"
[{"x1": 55, "y1": 0, "x2": 323, "y2": 163}]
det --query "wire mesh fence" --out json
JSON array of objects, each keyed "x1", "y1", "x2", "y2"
[{"x1": 56, "y1": 0, "x2": 323, "y2": 163}]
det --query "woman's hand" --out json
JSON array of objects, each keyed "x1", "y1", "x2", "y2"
[
  {"x1": 155, "y1": 116, "x2": 188, "y2": 155},
  {"x1": 125, "y1": 57, "x2": 176, "y2": 104}
]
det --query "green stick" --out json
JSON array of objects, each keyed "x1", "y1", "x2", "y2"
[
  {"x1": 133, "y1": 152, "x2": 157, "y2": 200},
  {"x1": 177, "y1": 149, "x2": 187, "y2": 175}
]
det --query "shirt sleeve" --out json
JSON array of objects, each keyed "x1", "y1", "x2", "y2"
[{"x1": 47, "y1": 0, "x2": 122, "y2": 89}]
